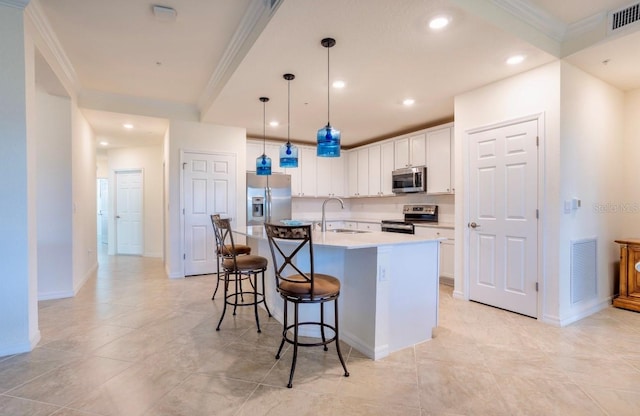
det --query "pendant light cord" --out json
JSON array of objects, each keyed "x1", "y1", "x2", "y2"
[
  {"x1": 287, "y1": 79, "x2": 291, "y2": 144},
  {"x1": 262, "y1": 100, "x2": 266, "y2": 154},
  {"x1": 326, "y1": 44, "x2": 330, "y2": 125}
]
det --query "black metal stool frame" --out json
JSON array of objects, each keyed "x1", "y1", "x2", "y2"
[
  {"x1": 264, "y1": 223, "x2": 349, "y2": 388},
  {"x1": 212, "y1": 216, "x2": 271, "y2": 332}
]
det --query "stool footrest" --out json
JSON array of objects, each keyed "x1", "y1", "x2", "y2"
[{"x1": 281, "y1": 322, "x2": 337, "y2": 348}]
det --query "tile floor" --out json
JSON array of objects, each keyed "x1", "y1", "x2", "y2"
[{"x1": 2, "y1": 252, "x2": 640, "y2": 415}]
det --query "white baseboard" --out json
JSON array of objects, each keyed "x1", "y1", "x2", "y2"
[
  {"x1": 144, "y1": 251, "x2": 163, "y2": 258},
  {"x1": 38, "y1": 290, "x2": 74, "y2": 301}
]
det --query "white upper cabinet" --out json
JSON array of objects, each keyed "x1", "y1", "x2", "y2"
[
  {"x1": 357, "y1": 147, "x2": 369, "y2": 197},
  {"x1": 289, "y1": 146, "x2": 316, "y2": 197},
  {"x1": 317, "y1": 154, "x2": 345, "y2": 197},
  {"x1": 394, "y1": 133, "x2": 426, "y2": 169},
  {"x1": 246, "y1": 141, "x2": 284, "y2": 173},
  {"x1": 380, "y1": 141, "x2": 395, "y2": 196},
  {"x1": 426, "y1": 125, "x2": 453, "y2": 194},
  {"x1": 346, "y1": 150, "x2": 358, "y2": 197},
  {"x1": 368, "y1": 144, "x2": 381, "y2": 196}
]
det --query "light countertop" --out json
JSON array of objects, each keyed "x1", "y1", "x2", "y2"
[{"x1": 235, "y1": 226, "x2": 442, "y2": 249}]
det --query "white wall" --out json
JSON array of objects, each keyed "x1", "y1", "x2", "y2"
[
  {"x1": 71, "y1": 105, "x2": 98, "y2": 293},
  {"x1": 454, "y1": 61, "x2": 563, "y2": 321},
  {"x1": 35, "y1": 87, "x2": 73, "y2": 300},
  {"x1": 558, "y1": 62, "x2": 625, "y2": 322},
  {"x1": 622, "y1": 88, "x2": 640, "y2": 235},
  {"x1": 455, "y1": 60, "x2": 625, "y2": 325},
  {"x1": 0, "y1": 4, "x2": 40, "y2": 356},
  {"x1": 108, "y1": 145, "x2": 164, "y2": 257},
  {"x1": 165, "y1": 120, "x2": 246, "y2": 278}
]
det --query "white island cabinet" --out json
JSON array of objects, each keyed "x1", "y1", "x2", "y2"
[{"x1": 236, "y1": 227, "x2": 440, "y2": 360}]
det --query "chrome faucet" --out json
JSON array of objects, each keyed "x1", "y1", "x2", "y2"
[{"x1": 321, "y1": 197, "x2": 344, "y2": 232}]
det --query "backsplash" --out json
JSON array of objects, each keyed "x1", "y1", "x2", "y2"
[{"x1": 292, "y1": 194, "x2": 455, "y2": 224}]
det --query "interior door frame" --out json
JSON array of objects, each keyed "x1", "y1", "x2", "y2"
[
  {"x1": 179, "y1": 149, "x2": 238, "y2": 277},
  {"x1": 463, "y1": 113, "x2": 546, "y2": 319}
]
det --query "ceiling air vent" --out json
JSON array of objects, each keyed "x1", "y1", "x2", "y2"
[{"x1": 609, "y1": 2, "x2": 640, "y2": 32}]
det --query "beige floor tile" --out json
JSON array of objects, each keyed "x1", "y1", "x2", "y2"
[
  {"x1": 0, "y1": 395, "x2": 60, "y2": 415},
  {"x1": 0, "y1": 347, "x2": 82, "y2": 392},
  {"x1": 495, "y1": 375, "x2": 607, "y2": 416},
  {"x1": 142, "y1": 373, "x2": 258, "y2": 416},
  {"x1": 582, "y1": 385, "x2": 640, "y2": 416},
  {"x1": 237, "y1": 384, "x2": 422, "y2": 416},
  {"x1": 67, "y1": 362, "x2": 190, "y2": 416},
  {"x1": 416, "y1": 361, "x2": 511, "y2": 415},
  {"x1": 6, "y1": 356, "x2": 132, "y2": 407}
]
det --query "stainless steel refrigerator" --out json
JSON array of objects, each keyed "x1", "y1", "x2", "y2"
[{"x1": 246, "y1": 172, "x2": 292, "y2": 226}]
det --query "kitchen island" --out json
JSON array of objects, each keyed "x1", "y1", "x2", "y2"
[{"x1": 236, "y1": 226, "x2": 441, "y2": 360}]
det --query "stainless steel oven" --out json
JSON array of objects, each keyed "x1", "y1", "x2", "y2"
[{"x1": 381, "y1": 204, "x2": 438, "y2": 234}]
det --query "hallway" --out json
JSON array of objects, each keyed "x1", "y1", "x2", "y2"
[{"x1": 1, "y1": 254, "x2": 640, "y2": 415}]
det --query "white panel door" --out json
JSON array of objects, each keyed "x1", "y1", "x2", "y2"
[
  {"x1": 468, "y1": 119, "x2": 538, "y2": 317},
  {"x1": 183, "y1": 152, "x2": 236, "y2": 276},
  {"x1": 115, "y1": 170, "x2": 143, "y2": 255}
]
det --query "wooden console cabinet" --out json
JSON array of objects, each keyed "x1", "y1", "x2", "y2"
[{"x1": 614, "y1": 239, "x2": 640, "y2": 312}]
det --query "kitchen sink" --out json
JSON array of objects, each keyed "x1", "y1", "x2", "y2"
[{"x1": 329, "y1": 228, "x2": 370, "y2": 234}]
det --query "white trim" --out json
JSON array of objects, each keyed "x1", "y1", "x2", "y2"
[
  {"x1": 38, "y1": 290, "x2": 74, "y2": 301},
  {"x1": 197, "y1": 0, "x2": 283, "y2": 112},
  {"x1": 567, "y1": 12, "x2": 606, "y2": 37},
  {"x1": 489, "y1": 0, "x2": 566, "y2": 41},
  {"x1": 25, "y1": 1, "x2": 79, "y2": 91}
]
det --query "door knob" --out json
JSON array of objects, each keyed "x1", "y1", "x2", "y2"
[{"x1": 468, "y1": 222, "x2": 479, "y2": 228}]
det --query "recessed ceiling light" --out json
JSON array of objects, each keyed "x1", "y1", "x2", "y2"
[
  {"x1": 403, "y1": 98, "x2": 415, "y2": 106},
  {"x1": 99, "y1": 141, "x2": 109, "y2": 146},
  {"x1": 269, "y1": 121, "x2": 279, "y2": 127},
  {"x1": 333, "y1": 80, "x2": 345, "y2": 89},
  {"x1": 123, "y1": 123, "x2": 134, "y2": 129},
  {"x1": 429, "y1": 16, "x2": 450, "y2": 30},
  {"x1": 506, "y1": 55, "x2": 525, "y2": 65}
]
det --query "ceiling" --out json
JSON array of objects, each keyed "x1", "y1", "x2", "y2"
[{"x1": 33, "y1": 0, "x2": 640, "y2": 150}]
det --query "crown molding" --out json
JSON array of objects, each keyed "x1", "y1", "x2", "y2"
[
  {"x1": 25, "y1": 0, "x2": 79, "y2": 91},
  {"x1": 566, "y1": 12, "x2": 606, "y2": 37},
  {"x1": 490, "y1": 0, "x2": 567, "y2": 41},
  {"x1": 197, "y1": 0, "x2": 283, "y2": 116},
  {"x1": 0, "y1": 0, "x2": 30, "y2": 9}
]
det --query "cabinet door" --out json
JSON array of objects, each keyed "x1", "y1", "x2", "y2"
[
  {"x1": 357, "y1": 148, "x2": 369, "y2": 197},
  {"x1": 440, "y1": 240, "x2": 454, "y2": 279},
  {"x1": 331, "y1": 156, "x2": 345, "y2": 197},
  {"x1": 316, "y1": 154, "x2": 331, "y2": 197},
  {"x1": 368, "y1": 145, "x2": 381, "y2": 196},
  {"x1": 394, "y1": 137, "x2": 409, "y2": 169},
  {"x1": 426, "y1": 127, "x2": 452, "y2": 193},
  {"x1": 409, "y1": 133, "x2": 426, "y2": 166},
  {"x1": 246, "y1": 141, "x2": 263, "y2": 171},
  {"x1": 346, "y1": 151, "x2": 358, "y2": 197},
  {"x1": 299, "y1": 147, "x2": 317, "y2": 196},
  {"x1": 380, "y1": 141, "x2": 395, "y2": 195},
  {"x1": 266, "y1": 143, "x2": 284, "y2": 173},
  {"x1": 318, "y1": 156, "x2": 346, "y2": 197},
  {"x1": 358, "y1": 222, "x2": 381, "y2": 231}
]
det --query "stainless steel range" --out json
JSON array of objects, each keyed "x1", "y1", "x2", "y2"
[{"x1": 381, "y1": 204, "x2": 438, "y2": 234}]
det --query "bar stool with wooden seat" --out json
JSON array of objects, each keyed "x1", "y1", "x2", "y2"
[
  {"x1": 211, "y1": 216, "x2": 271, "y2": 332},
  {"x1": 264, "y1": 223, "x2": 349, "y2": 388},
  {"x1": 210, "y1": 214, "x2": 252, "y2": 300}
]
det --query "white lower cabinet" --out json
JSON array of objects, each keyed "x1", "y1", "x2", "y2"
[
  {"x1": 413, "y1": 226, "x2": 454, "y2": 282},
  {"x1": 358, "y1": 222, "x2": 381, "y2": 232}
]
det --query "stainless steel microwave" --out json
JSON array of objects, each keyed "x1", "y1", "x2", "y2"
[{"x1": 392, "y1": 166, "x2": 426, "y2": 194}]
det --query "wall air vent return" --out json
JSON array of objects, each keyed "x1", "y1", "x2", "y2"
[
  {"x1": 609, "y1": 2, "x2": 640, "y2": 32},
  {"x1": 570, "y1": 238, "x2": 597, "y2": 305}
]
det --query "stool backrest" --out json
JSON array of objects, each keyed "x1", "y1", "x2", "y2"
[
  {"x1": 210, "y1": 215, "x2": 239, "y2": 265},
  {"x1": 264, "y1": 223, "x2": 316, "y2": 298}
]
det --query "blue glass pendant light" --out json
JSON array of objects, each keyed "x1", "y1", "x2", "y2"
[
  {"x1": 279, "y1": 73, "x2": 299, "y2": 168},
  {"x1": 256, "y1": 97, "x2": 272, "y2": 175},
  {"x1": 317, "y1": 37, "x2": 340, "y2": 157}
]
